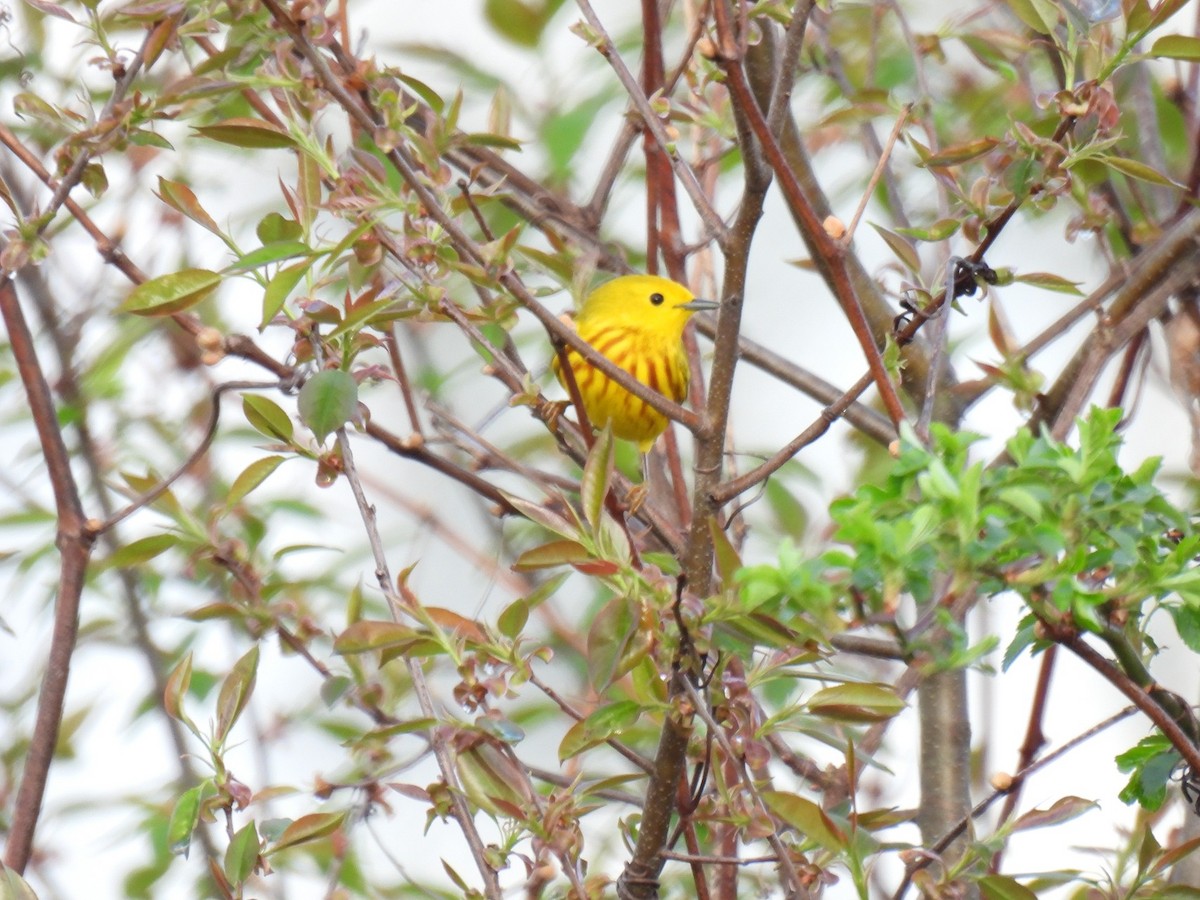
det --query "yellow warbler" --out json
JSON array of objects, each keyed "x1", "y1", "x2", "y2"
[{"x1": 553, "y1": 275, "x2": 718, "y2": 451}]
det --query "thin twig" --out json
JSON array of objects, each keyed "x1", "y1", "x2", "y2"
[{"x1": 575, "y1": 0, "x2": 729, "y2": 246}]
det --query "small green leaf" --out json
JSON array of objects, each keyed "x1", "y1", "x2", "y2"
[
  {"x1": 0, "y1": 865, "x2": 38, "y2": 900},
  {"x1": 261, "y1": 259, "x2": 313, "y2": 328},
  {"x1": 921, "y1": 138, "x2": 999, "y2": 167},
  {"x1": 587, "y1": 594, "x2": 642, "y2": 690},
  {"x1": 226, "y1": 456, "x2": 287, "y2": 507},
  {"x1": 1005, "y1": 0, "x2": 1058, "y2": 34},
  {"x1": 762, "y1": 790, "x2": 847, "y2": 852},
  {"x1": 121, "y1": 269, "x2": 221, "y2": 316},
  {"x1": 1012, "y1": 271, "x2": 1085, "y2": 295},
  {"x1": 1093, "y1": 154, "x2": 1181, "y2": 188},
  {"x1": 215, "y1": 645, "x2": 259, "y2": 745},
  {"x1": 298, "y1": 369, "x2": 358, "y2": 443},
  {"x1": 156, "y1": 177, "x2": 221, "y2": 234},
  {"x1": 224, "y1": 821, "x2": 260, "y2": 884},
  {"x1": 1010, "y1": 796, "x2": 1097, "y2": 832},
  {"x1": 106, "y1": 533, "x2": 176, "y2": 569},
  {"x1": 242, "y1": 394, "x2": 294, "y2": 442},
  {"x1": 497, "y1": 598, "x2": 529, "y2": 639},
  {"x1": 512, "y1": 539, "x2": 591, "y2": 571},
  {"x1": 806, "y1": 682, "x2": 907, "y2": 722},
  {"x1": 334, "y1": 620, "x2": 420, "y2": 653},
  {"x1": 194, "y1": 118, "x2": 296, "y2": 149},
  {"x1": 228, "y1": 241, "x2": 312, "y2": 271},
  {"x1": 167, "y1": 785, "x2": 203, "y2": 857},
  {"x1": 163, "y1": 652, "x2": 193, "y2": 723},
  {"x1": 558, "y1": 700, "x2": 641, "y2": 761},
  {"x1": 267, "y1": 812, "x2": 346, "y2": 854},
  {"x1": 870, "y1": 223, "x2": 921, "y2": 274},
  {"x1": 581, "y1": 425, "x2": 614, "y2": 533},
  {"x1": 1150, "y1": 34, "x2": 1200, "y2": 61},
  {"x1": 894, "y1": 218, "x2": 962, "y2": 242},
  {"x1": 978, "y1": 874, "x2": 1039, "y2": 900},
  {"x1": 256, "y1": 212, "x2": 303, "y2": 244}
]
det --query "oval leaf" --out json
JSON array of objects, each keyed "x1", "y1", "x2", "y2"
[
  {"x1": 194, "y1": 117, "x2": 296, "y2": 149},
  {"x1": 268, "y1": 812, "x2": 346, "y2": 854},
  {"x1": 1150, "y1": 34, "x2": 1200, "y2": 61},
  {"x1": 156, "y1": 177, "x2": 220, "y2": 234},
  {"x1": 242, "y1": 394, "x2": 294, "y2": 443},
  {"x1": 512, "y1": 539, "x2": 591, "y2": 571},
  {"x1": 224, "y1": 821, "x2": 260, "y2": 885},
  {"x1": 762, "y1": 790, "x2": 847, "y2": 852},
  {"x1": 226, "y1": 456, "x2": 287, "y2": 507},
  {"x1": 298, "y1": 369, "x2": 358, "y2": 443},
  {"x1": 121, "y1": 268, "x2": 220, "y2": 316},
  {"x1": 167, "y1": 785, "x2": 203, "y2": 857},
  {"x1": 215, "y1": 645, "x2": 259, "y2": 744},
  {"x1": 334, "y1": 619, "x2": 418, "y2": 653},
  {"x1": 806, "y1": 682, "x2": 906, "y2": 723}
]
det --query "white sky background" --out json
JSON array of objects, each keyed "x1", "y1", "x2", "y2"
[{"x1": 1, "y1": 1, "x2": 1199, "y2": 897}]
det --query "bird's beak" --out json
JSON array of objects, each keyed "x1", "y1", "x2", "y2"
[{"x1": 678, "y1": 298, "x2": 720, "y2": 312}]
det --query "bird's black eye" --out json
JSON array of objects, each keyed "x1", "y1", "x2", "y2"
[{"x1": 650, "y1": 292, "x2": 665, "y2": 306}]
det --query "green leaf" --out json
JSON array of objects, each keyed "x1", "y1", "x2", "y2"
[
  {"x1": 256, "y1": 212, "x2": 303, "y2": 244},
  {"x1": 1010, "y1": 796, "x2": 1097, "y2": 832},
  {"x1": 163, "y1": 652, "x2": 192, "y2": 723},
  {"x1": 334, "y1": 619, "x2": 419, "y2": 653},
  {"x1": 497, "y1": 598, "x2": 528, "y2": 639},
  {"x1": 1005, "y1": 0, "x2": 1058, "y2": 34},
  {"x1": 1092, "y1": 154, "x2": 1181, "y2": 187},
  {"x1": 298, "y1": 369, "x2": 358, "y2": 443},
  {"x1": 396, "y1": 73, "x2": 444, "y2": 112},
  {"x1": 806, "y1": 682, "x2": 906, "y2": 722},
  {"x1": 215, "y1": 645, "x2": 259, "y2": 745},
  {"x1": 762, "y1": 790, "x2": 847, "y2": 852},
  {"x1": 261, "y1": 259, "x2": 313, "y2": 328},
  {"x1": 978, "y1": 874, "x2": 1039, "y2": 900},
  {"x1": 193, "y1": 118, "x2": 296, "y2": 149},
  {"x1": 512, "y1": 539, "x2": 591, "y2": 571},
  {"x1": 227, "y1": 241, "x2": 312, "y2": 272},
  {"x1": 121, "y1": 269, "x2": 221, "y2": 316},
  {"x1": 559, "y1": 700, "x2": 641, "y2": 761},
  {"x1": 106, "y1": 533, "x2": 176, "y2": 569},
  {"x1": 224, "y1": 821, "x2": 260, "y2": 884},
  {"x1": 167, "y1": 785, "x2": 203, "y2": 856},
  {"x1": 484, "y1": 0, "x2": 567, "y2": 47},
  {"x1": 921, "y1": 138, "x2": 999, "y2": 167},
  {"x1": 581, "y1": 425, "x2": 614, "y2": 533},
  {"x1": 1150, "y1": 34, "x2": 1200, "y2": 61},
  {"x1": 0, "y1": 866, "x2": 38, "y2": 900},
  {"x1": 870, "y1": 223, "x2": 921, "y2": 274},
  {"x1": 242, "y1": 394, "x2": 294, "y2": 443},
  {"x1": 1169, "y1": 604, "x2": 1200, "y2": 653},
  {"x1": 587, "y1": 594, "x2": 642, "y2": 690},
  {"x1": 1012, "y1": 271, "x2": 1085, "y2": 295},
  {"x1": 226, "y1": 456, "x2": 287, "y2": 507},
  {"x1": 156, "y1": 177, "x2": 221, "y2": 234},
  {"x1": 894, "y1": 218, "x2": 962, "y2": 242},
  {"x1": 267, "y1": 812, "x2": 346, "y2": 854}
]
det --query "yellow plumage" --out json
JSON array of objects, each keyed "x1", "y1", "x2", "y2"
[{"x1": 552, "y1": 275, "x2": 718, "y2": 452}]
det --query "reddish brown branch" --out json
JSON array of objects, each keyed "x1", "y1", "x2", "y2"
[{"x1": 0, "y1": 279, "x2": 95, "y2": 873}]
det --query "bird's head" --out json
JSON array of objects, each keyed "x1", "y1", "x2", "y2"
[{"x1": 578, "y1": 275, "x2": 719, "y2": 337}]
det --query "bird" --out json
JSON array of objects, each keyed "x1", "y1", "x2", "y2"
[{"x1": 552, "y1": 274, "x2": 719, "y2": 452}]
